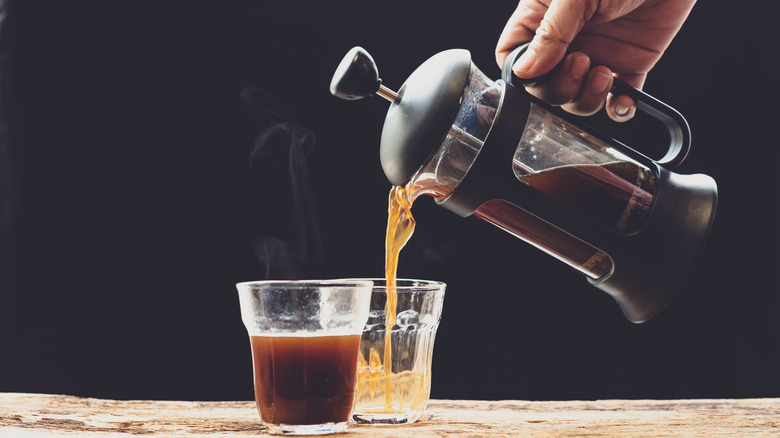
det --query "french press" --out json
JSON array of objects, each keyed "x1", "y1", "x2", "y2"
[{"x1": 330, "y1": 45, "x2": 717, "y2": 323}]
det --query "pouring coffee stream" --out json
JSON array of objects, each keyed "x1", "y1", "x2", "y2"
[{"x1": 330, "y1": 45, "x2": 717, "y2": 324}]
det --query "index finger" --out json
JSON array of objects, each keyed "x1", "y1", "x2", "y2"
[
  {"x1": 495, "y1": 1, "x2": 544, "y2": 67},
  {"x1": 499, "y1": 0, "x2": 596, "y2": 79}
]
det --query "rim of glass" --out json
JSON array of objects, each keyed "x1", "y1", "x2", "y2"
[
  {"x1": 235, "y1": 279, "x2": 374, "y2": 289},
  {"x1": 337, "y1": 278, "x2": 446, "y2": 292}
]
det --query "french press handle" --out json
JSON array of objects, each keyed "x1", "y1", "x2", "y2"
[{"x1": 501, "y1": 43, "x2": 691, "y2": 169}]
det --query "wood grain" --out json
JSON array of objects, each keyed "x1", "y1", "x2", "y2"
[{"x1": 1, "y1": 393, "x2": 778, "y2": 437}]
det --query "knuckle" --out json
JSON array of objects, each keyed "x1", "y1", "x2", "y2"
[{"x1": 534, "y1": 16, "x2": 571, "y2": 48}]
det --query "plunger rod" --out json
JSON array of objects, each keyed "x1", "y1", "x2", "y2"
[{"x1": 376, "y1": 84, "x2": 400, "y2": 104}]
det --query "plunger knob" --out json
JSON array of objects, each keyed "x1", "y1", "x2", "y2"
[{"x1": 330, "y1": 46, "x2": 399, "y2": 103}]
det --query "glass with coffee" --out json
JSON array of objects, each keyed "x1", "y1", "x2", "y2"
[
  {"x1": 236, "y1": 280, "x2": 373, "y2": 435},
  {"x1": 344, "y1": 279, "x2": 446, "y2": 425}
]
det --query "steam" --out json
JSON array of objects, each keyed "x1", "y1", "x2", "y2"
[{"x1": 243, "y1": 88, "x2": 323, "y2": 280}]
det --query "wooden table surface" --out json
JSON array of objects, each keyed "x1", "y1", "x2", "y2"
[{"x1": 1, "y1": 393, "x2": 778, "y2": 437}]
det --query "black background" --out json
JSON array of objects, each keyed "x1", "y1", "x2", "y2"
[{"x1": 1, "y1": 0, "x2": 778, "y2": 401}]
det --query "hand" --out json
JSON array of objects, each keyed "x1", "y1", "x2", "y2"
[{"x1": 495, "y1": 0, "x2": 695, "y2": 121}]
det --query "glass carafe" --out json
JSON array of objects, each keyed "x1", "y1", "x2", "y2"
[{"x1": 330, "y1": 46, "x2": 717, "y2": 322}]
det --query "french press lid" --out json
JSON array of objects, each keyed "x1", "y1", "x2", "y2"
[{"x1": 330, "y1": 46, "x2": 472, "y2": 186}]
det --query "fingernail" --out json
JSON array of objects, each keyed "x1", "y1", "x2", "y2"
[
  {"x1": 570, "y1": 55, "x2": 589, "y2": 80},
  {"x1": 513, "y1": 46, "x2": 536, "y2": 76},
  {"x1": 590, "y1": 72, "x2": 612, "y2": 94},
  {"x1": 615, "y1": 105, "x2": 631, "y2": 117}
]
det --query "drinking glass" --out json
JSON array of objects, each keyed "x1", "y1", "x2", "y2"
[
  {"x1": 236, "y1": 280, "x2": 373, "y2": 435},
  {"x1": 344, "y1": 278, "x2": 446, "y2": 425}
]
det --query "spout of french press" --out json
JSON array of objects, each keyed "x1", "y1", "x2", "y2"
[{"x1": 330, "y1": 46, "x2": 400, "y2": 103}]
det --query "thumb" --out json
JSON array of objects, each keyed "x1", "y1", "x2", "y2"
[{"x1": 512, "y1": 0, "x2": 594, "y2": 79}]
